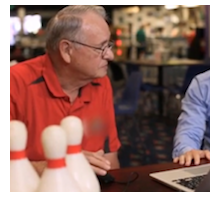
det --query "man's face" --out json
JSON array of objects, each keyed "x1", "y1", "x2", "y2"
[{"x1": 70, "y1": 12, "x2": 114, "y2": 79}]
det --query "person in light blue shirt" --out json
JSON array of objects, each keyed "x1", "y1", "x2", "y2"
[{"x1": 173, "y1": 70, "x2": 210, "y2": 166}]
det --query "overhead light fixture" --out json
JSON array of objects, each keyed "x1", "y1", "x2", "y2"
[
  {"x1": 165, "y1": 5, "x2": 179, "y2": 10},
  {"x1": 182, "y1": 5, "x2": 199, "y2": 8},
  {"x1": 124, "y1": 6, "x2": 140, "y2": 13}
]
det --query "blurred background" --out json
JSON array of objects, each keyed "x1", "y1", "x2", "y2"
[
  {"x1": 10, "y1": 5, "x2": 208, "y2": 62},
  {"x1": 10, "y1": 5, "x2": 210, "y2": 168}
]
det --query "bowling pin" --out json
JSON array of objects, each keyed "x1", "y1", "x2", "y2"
[
  {"x1": 60, "y1": 116, "x2": 101, "y2": 192},
  {"x1": 10, "y1": 120, "x2": 40, "y2": 192},
  {"x1": 36, "y1": 125, "x2": 80, "y2": 192}
]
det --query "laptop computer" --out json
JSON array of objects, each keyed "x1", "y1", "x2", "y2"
[
  {"x1": 149, "y1": 163, "x2": 210, "y2": 192},
  {"x1": 195, "y1": 168, "x2": 210, "y2": 192}
]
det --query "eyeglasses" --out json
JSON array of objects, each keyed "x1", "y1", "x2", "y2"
[{"x1": 69, "y1": 40, "x2": 114, "y2": 57}]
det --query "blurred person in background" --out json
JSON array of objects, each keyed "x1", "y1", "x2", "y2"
[
  {"x1": 136, "y1": 24, "x2": 147, "y2": 59},
  {"x1": 184, "y1": 26, "x2": 196, "y2": 46},
  {"x1": 188, "y1": 28, "x2": 205, "y2": 60}
]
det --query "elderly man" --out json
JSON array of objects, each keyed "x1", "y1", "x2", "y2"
[
  {"x1": 173, "y1": 70, "x2": 210, "y2": 166},
  {"x1": 10, "y1": 5, "x2": 121, "y2": 176}
]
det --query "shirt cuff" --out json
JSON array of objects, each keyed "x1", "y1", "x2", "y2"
[{"x1": 173, "y1": 146, "x2": 193, "y2": 158}]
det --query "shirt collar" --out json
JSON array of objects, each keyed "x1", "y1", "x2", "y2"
[{"x1": 42, "y1": 54, "x2": 66, "y2": 98}]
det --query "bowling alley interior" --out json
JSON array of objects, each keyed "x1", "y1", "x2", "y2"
[{"x1": 10, "y1": 5, "x2": 210, "y2": 170}]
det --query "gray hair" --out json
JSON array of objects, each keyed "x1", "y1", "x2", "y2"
[{"x1": 45, "y1": 5, "x2": 108, "y2": 52}]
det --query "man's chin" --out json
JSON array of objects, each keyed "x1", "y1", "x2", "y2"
[
  {"x1": 90, "y1": 69, "x2": 108, "y2": 79},
  {"x1": 97, "y1": 70, "x2": 108, "y2": 78}
]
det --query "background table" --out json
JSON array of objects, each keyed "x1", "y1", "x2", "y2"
[{"x1": 113, "y1": 59, "x2": 209, "y2": 116}]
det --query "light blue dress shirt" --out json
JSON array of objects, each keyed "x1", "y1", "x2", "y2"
[{"x1": 173, "y1": 70, "x2": 210, "y2": 158}]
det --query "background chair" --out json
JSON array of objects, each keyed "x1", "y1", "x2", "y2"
[
  {"x1": 114, "y1": 71, "x2": 148, "y2": 159},
  {"x1": 125, "y1": 62, "x2": 166, "y2": 115},
  {"x1": 114, "y1": 71, "x2": 142, "y2": 116}
]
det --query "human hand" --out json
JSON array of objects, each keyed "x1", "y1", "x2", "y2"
[
  {"x1": 173, "y1": 149, "x2": 210, "y2": 166},
  {"x1": 83, "y1": 149, "x2": 111, "y2": 176}
]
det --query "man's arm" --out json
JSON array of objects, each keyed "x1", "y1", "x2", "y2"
[
  {"x1": 173, "y1": 76, "x2": 208, "y2": 164},
  {"x1": 80, "y1": 78, "x2": 121, "y2": 176}
]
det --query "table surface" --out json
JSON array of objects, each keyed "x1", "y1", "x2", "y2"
[{"x1": 101, "y1": 160, "x2": 209, "y2": 192}]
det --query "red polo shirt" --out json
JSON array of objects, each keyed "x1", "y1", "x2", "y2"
[{"x1": 10, "y1": 54, "x2": 121, "y2": 161}]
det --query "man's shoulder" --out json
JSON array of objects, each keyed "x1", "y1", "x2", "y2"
[
  {"x1": 189, "y1": 70, "x2": 210, "y2": 102},
  {"x1": 10, "y1": 55, "x2": 45, "y2": 84},
  {"x1": 195, "y1": 70, "x2": 210, "y2": 85}
]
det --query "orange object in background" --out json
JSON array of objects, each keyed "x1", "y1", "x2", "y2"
[
  {"x1": 115, "y1": 40, "x2": 122, "y2": 47},
  {"x1": 116, "y1": 29, "x2": 122, "y2": 36},
  {"x1": 184, "y1": 31, "x2": 196, "y2": 45},
  {"x1": 117, "y1": 49, "x2": 122, "y2": 56}
]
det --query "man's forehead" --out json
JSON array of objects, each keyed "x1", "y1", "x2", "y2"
[
  {"x1": 82, "y1": 22, "x2": 109, "y2": 33},
  {"x1": 82, "y1": 12, "x2": 109, "y2": 30},
  {"x1": 82, "y1": 19, "x2": 110, "y2": 39}
]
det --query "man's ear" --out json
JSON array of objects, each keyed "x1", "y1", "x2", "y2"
[{"x1": 59, "y1": 40, "x2": 73, "y2": 64}]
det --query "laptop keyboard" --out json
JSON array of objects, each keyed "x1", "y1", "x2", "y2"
[{"x1": 172, "y1": 175, "x2": 206, "y2": 190}]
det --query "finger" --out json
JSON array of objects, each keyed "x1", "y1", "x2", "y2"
[
  {"x1": 83, "y1": 150, "x2": 106, "y2": 162},
  {"x1": 193, "y1": 151, "x2": 201, "y2": 165},
  {"x1": 83, "y1": 150, "x2": 110, "y2": 166},
  {"x1": 88, "y1": 156, "x2": 111, "y2": 171},
  {"x1": 91, "y1": 165, "x2": 107, "y2": 176},
  {"x1": 185, "y1": 153, "x2": 192, "y2": 166},
  {"x1": 173, "y1": 157, "x2": 179, "y2": 163},
  {"x1": 179, "y1": 155, "x2": 185, "y2": 165},
  {"x1": 199, "y1": 150, "x2": 206, "y2": 158},
  {"x1": 97, "y1": 149, "x2": 105, "y2": 156},
  {"x1": 82, "y1": 150, "x2": 92, "y2": 157},
  {"x1": 93, "y1": 152, "x2": 110, "y2": 165},
  {"x1": 204, "y1": 150, "x2": 210, "y2": 160}
]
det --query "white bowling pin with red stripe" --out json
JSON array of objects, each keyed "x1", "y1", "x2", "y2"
[
  {"x1": 36, "y1": 125, "x2": 80, "y2": 192},
  {"x1": 10, "y1": 120, "x2": 40, "y2": 192},
  {"x1": 61, "y1": 116, "x2": 101, "y2": 192}
]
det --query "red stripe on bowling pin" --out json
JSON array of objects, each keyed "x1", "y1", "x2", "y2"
[
  {"x1": 10, "y1": 150, "x2": 26, "y2": 160},
  {"x1": 67, "y1": 145, "x2": 81, "y2": 154},
  {"x1": 47, "y1": 158, "x2": 66, "y2": 168}
]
